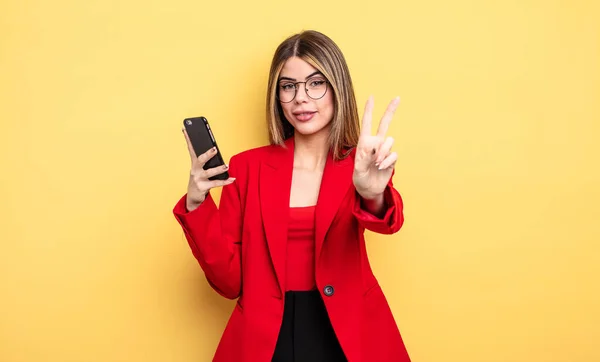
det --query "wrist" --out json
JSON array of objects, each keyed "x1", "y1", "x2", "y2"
[
  {"x1": 186, "y1": 201, "x2": 200, "y2": 212},
  {"x1": 358, "y1": 192, "x2": 386, "y2": 217},
  {"x1": 186, "y1": 194, "x2": 206, "y2": 212},
  {"x1": 356, "y1": 187, "x2": 381, "y2": 201}
]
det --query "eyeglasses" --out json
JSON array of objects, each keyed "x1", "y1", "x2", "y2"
[{"x1": 277, "y1": 76, "x2": 330, "y2": 103}]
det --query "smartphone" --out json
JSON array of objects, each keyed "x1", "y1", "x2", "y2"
[{"x1": 183, "y1": 116, "x2": 229, "y2": 181}]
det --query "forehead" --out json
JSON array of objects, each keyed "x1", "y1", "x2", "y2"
[{"x1": 279, "y1": 57, "x2": 320, "y2": 80}]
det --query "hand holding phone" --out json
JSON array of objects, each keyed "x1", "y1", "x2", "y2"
[{"x1": 182, "y1": 116, "x2": 235, "y2": 211}]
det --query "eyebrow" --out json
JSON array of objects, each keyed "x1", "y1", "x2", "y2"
[{"x1": 278, "y1": 71, "x2": 323, "y2": 82}]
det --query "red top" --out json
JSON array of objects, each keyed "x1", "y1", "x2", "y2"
[{"x1": 286, "y1": 205, "x2": 317, "y2": 291}]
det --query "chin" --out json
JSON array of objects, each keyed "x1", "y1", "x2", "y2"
[
  {"x1": 288, "y1": 114, "x2": 333, "y2": 137},
  {"x1": 293, "y1": 124, "x2": 319, "y2": 135},
  {"x1": 291, "y1": 121, "x2": 329, "y2": 137}
]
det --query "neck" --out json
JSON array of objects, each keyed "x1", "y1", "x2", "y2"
[{"x1": 293, "y1": 129, "x2": 330, "y2": 172}]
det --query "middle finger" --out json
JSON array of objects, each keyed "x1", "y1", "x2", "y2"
[
  {"x1": 203, "y1": 164, "x2": 229, "y2": 179},
  {"x1": 377, "y1": 96, "x2": 400, "y2": 137}
]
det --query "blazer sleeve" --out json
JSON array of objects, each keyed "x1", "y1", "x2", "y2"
[
  {"x1": 172, "y1": 155, "x2": 242, "y2": 299},
  {"x1": 352, "y1": 173, "x2": 404, "y2": 235}
]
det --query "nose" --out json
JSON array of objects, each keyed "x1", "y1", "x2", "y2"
[{"x1": 294, "y1": 83, "x2": 309, "y2": 103}]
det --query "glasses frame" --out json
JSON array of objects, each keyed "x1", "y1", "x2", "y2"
[{"x1": 276, "y1": 77, "x2": 330, "y2": 103}]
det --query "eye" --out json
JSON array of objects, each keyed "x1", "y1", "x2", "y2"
[
  {"x1": 309, "y1": 79, "x2": 326, "y2": 87},
  {"x1": 280, "y1": 83, "x2": 295, "y2": 91}
]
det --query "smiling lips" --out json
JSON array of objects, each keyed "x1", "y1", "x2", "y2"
[{"x1": 293, "y1": 111, "x2": 316, "y2": 122}]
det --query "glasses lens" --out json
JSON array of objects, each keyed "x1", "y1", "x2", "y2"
[
  {"x1": 278, "y1": 83, "x2": 296, "y2": 103},
  {"x1": 306, "y1": 78, "x2": 327, "y2": 100}
]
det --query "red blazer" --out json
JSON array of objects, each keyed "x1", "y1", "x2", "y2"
[{"x1": 173, "y1": 138, "x2": 411, "y2": 362}]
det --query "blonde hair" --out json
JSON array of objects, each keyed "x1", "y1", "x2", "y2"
[{"x1": 265, "y1": 30, "x2": 360, "y2": 160}]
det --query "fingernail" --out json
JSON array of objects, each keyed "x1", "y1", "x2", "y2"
[
  {"x1": 224, "y1": 164, "x2": 229, "y2": 169},
  {"x1": 212, "y1": 147, "x2": 217, "y2": 152}
]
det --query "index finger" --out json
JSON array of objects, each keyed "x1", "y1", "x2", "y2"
[
  {"x1": 361, "y1": 95, "x2": 374, "y2": 137},
  {"x1": 377, "y1": 96, "x2": 400, "y2": 137}
]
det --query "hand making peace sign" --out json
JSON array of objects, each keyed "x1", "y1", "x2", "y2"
[{"x1": 352, "y1": 96, "x2": 400, "y2": 200}]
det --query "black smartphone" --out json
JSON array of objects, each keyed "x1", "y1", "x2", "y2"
[{"x1": 183, "y1": 116, "x2": 229, "y2": 181}]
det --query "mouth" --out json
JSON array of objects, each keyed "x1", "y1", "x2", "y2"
[{"x1": 293, "y1": 111, "x2": 317, "y2": 122}]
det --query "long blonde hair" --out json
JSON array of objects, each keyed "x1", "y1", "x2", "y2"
[{"x1": 265, "y1": 30, "x2": 360, "y2": 160}]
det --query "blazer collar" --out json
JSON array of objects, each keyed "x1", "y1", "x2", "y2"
[
  {"x1": 263, "y1": 137, "x2": 295, "y2": 170},
  {"x1": 259, "y1": 137, "x2": 355, "y2": 295}
]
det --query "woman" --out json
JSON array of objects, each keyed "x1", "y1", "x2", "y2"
[{"x1": 173, "y1": 30, "x2": 411, "y2": 362}]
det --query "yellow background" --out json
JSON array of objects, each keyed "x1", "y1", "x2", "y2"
[{"x1": 1, "y1": 0, "x2": 599, "y2": 361}]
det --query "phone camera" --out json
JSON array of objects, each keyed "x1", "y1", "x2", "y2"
[{"x1": 185, "y1": 119, "x2": 192, "y2": 126}]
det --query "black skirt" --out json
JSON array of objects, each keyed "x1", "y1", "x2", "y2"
[{"x1": 271, "y1": 290, "x2": 348, "y2": 362}]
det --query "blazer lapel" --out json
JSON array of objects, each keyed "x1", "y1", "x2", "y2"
[
  {"x1": 260, "y1": 138, "x2": 294, "y2": 296},
  {"x1": 260, "y1": 139, "x2": 355, "y2": 294},
  {"x1": 315, "y1": 149, "x2": 355, "y2": 263}
]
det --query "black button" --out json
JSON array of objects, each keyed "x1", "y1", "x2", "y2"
[{"x1": 323, "y1": 285, "x2": 334, "y2": 297}]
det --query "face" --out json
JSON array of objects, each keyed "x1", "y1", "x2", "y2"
[{"x1": 277, "y1": 57, "x2": 334, "y2": 138}]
